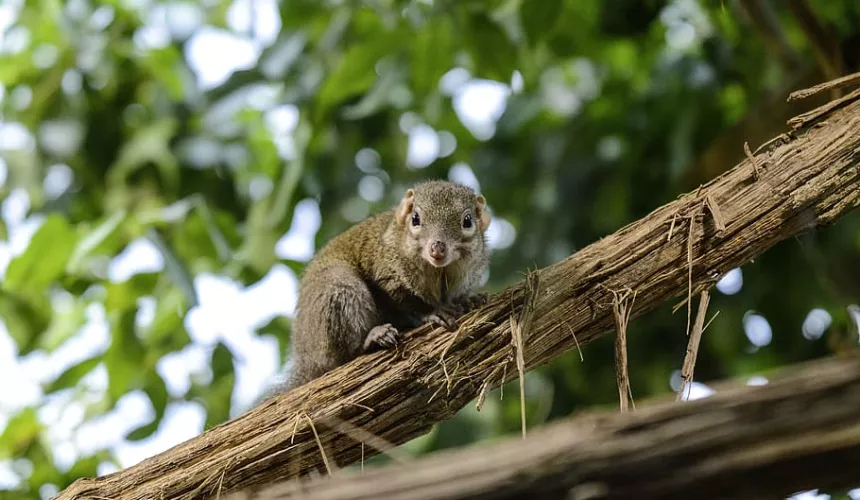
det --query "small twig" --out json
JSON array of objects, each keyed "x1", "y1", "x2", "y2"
[
  {"x1": 667, "y1": 213, "x2": 678, "y2": 242},
  {"x1": 564, "y1": 322, "x2": 584, "y2": 362},
  {"x1": 509, "y1": 269, "x2": 540, "y2": 438},
  {"x1": 519, "y1": 269, "x2": 540, "y2": 341},
  {"x1": 509, "y1": 315, "x2": 527, "y2": 438},
  {"x1": 611, "y1": 288, "x2": 636, "y2": 412},
  {"x1": 702, "y1": 310, "x2": 721, "y2": 333},
  {"x1": 216, "y1": 459, "x2": 233, "y2": 500},
  {"x1": 753, "y1": 133, "x2": 793, "y2": 156},
  {"x1": 438, "y1": 324, "x2": 466, "y2": 375},
  {"x1": 500, "y1": 363, "x2": 508, "y2": 401},
  {"x1": 475, "y1": 380, "x2": 490, "y2": 411},
  {"x1": 475, "y1": 365, "x2": 504, "y2": 411},
  {"x1": 289, "y1": 413, "x2": 302, "y2": 444},
  {"x1": 427, "y1": 382, "x2": 445, "y2": 404},
  {"x1": 305, "y1": 414, "x2": 334, "y2": 476},
  {"x1": 744, "y1": 141, "x2": 762, "y2": 179},
  {"x1": 343, "y1": 401, "x2": 375, "y2": 413},
  {"x1": 685, "y1": 208, "x2": 700, "y2": 340},
  {"x1": 672, "y1": 275, "x2": 721, "y2": 314},
  {"x1": 706, "y1": 193, "x2": 727, "y2": 232},
  {"x1": 677, "y1": 290, "x2": 712, "y2": 401},
  {"x1": 787, "y1": 71, "x2": 860, "y2": 101},
  {"x1": 440, "y1": 355, "x2": 452, "y2": 395}
]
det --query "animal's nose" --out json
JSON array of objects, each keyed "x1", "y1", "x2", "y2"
[{"x1": 429, "y1": 241, "x2": 447, "y2": 260}]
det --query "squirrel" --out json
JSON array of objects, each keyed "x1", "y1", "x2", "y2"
[{"x1": 265, "y1": 180, "x2": 492, "y2": 397}]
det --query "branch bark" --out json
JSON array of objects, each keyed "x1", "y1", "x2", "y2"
[
  {"x1": 235, "y1": 355, "x2": 860, "y2": 500},
  {"x1": 57, "y1": 90, "x2": 860, "y2": 500}
]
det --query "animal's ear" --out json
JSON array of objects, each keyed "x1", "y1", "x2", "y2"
[
  {"x1": 396, "y1": 188, "x2": 415, "y2": 226},
  {"x1": 476, "y1": 194, "x2": 491, "y2": 230}
]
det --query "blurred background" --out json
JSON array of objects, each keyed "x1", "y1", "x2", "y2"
[{"x1": 0, "y1": 0, "x2": 859, "y2": 498}]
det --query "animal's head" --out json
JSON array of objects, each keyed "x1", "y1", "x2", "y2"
[{"x1": 395, "y1": 180, "x2": 491, "y2": 268}]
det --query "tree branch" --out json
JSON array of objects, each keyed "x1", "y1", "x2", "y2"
[
  {"x1": 57, "y1": 88, "x2": 860, "y2": 500},
  {"x1": 236, "y1": 355, "x2": 860, "y2": 500}
]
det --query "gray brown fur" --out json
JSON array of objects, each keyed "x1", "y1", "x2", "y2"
[{"x1": 264, "y1": 180, "x2": 491, "y2": 397}]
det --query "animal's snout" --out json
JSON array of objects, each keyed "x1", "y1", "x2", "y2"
[{"x1": 429, "y1": 240, "x2": 447, "y2": 261}]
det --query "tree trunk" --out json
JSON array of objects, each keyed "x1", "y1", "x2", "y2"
[
  {"x1": 232, "y1": 355, "x2": 860, "y2": 500},
  {"x1": 56, "y1": 85, "x2": 860, "y2": 500}
]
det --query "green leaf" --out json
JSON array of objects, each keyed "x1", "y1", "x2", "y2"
[
  {"x1": 168, "y1": 210, "x2": 222, "y2": 268},
  {"x1": 108, "y1": 118, "x2": 179, "y2": 189},
  {"x1": 520, "y1": 0, "x2": 563, "y2": 45},
  {"x1": 67, "y1": 210, "x2": 127, "y2": 275},
  {"x1": 0, "y1": 408, "x2": 40, "y2": 459},
  {"x1": 266, "y1": 121, "x2": 308, "y2": 227},
  {"x1": 143, "y1": 288, "x2": 191, "y2": 355},
  {"x1": 142, "y1": 47, "x2": 185, "y2": 101},
  {"x1": 191, "y1": 342, "x2": 236, "y2": 429},
  {"x1": 105, "y1": 310, "x2": 147, "y2": 403},
  {"x1": 317, "y1": 39, "x2": 393, "y2": 114},
  {"x1": 104, "y1": 273, "x2": 160, "y2": 314},
  {"x1": 45, "y1": 356, "x2": 103, "y2": 393},
  {"x1": 146, "y1": 229, "x2": 198, "y2": 308},
  {"x1": 125, "y1": 420, "x2": 159, "y2": 442},
  {"x1": 126, "y1": 372, "x2": 168, "y2": 442},
  {"x1": 25, "y1": 440, "x2": 62, "y2": 492},
  {"x1": 192, "y1": 197, "x2": 232, "y2": 262},
  {"x1": 341, "y1": 61, "x2": 407, "y2": 120},
  {"x1": 212, "y1": 342, "x2": 235, "y2": 380},
  {"x1": 465, "y1": 13, "x2": 517, "y2": 81},
  {"x1": 410, "y1": 18, "x2": 456, "y2": 97},
  {"x1": 241, "y1": 200, "x2": 281, "y2": 273},
  {"x1": 38, "y1": 299, "x2": 88, "y2": 353},
  {"x1": 0, "y1": 52, "x2": 37, "y2": 85},
  {"x1": 0, "y1": 291, "x2": 51, "y2": 354},
  {"x1": 64, "y1": 454, "x2": 103, "y2": 486},
  {"x1": 4, "y1": 214, "x2": 78, "y2": 294},
  {"x1": 146, "y1": 372, "x2": 169, "y2": 419},
  {"x1": 279, "y1": 0, "x2": 327, "y2": 32}
]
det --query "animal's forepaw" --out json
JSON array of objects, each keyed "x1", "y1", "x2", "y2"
[
  {"x1": 422, "y1": 307, "x2": 459, "y2": 331},
  {"x1": 465, "y1": 293, "x2": 489, "y2": 310},
  {"x1": 363, "y1": 323, "x2": 401, "y2": 351},
  {"x1": 452, "y1": 293, "x2": 489, "y2": 314}
]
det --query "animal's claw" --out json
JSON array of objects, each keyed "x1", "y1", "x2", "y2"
[
  {"x1": 364, "y1": 323, "x2": 401, "y2": 351},
  {"x1": 422, "y1": 308, "x2": 459, "y2": 331}
]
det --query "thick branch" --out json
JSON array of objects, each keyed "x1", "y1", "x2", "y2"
[
  {"x1": 237, "y1": 355, "x2": 860, "y2": 500},
  {"x1": 58, "y1": 91, "x2": 860, "y2": 499}
]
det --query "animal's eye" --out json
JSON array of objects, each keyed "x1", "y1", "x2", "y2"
[
  {"x1": 462, "y1": 213, "x2": 473, "y2": 229},
  {"x1": 411, "y1": 212, "x2": 421, "y2": 227}
]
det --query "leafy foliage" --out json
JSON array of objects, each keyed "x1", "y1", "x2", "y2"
[{"x1": 0, "y1": 0, "x2": 859, "y2": 497}]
